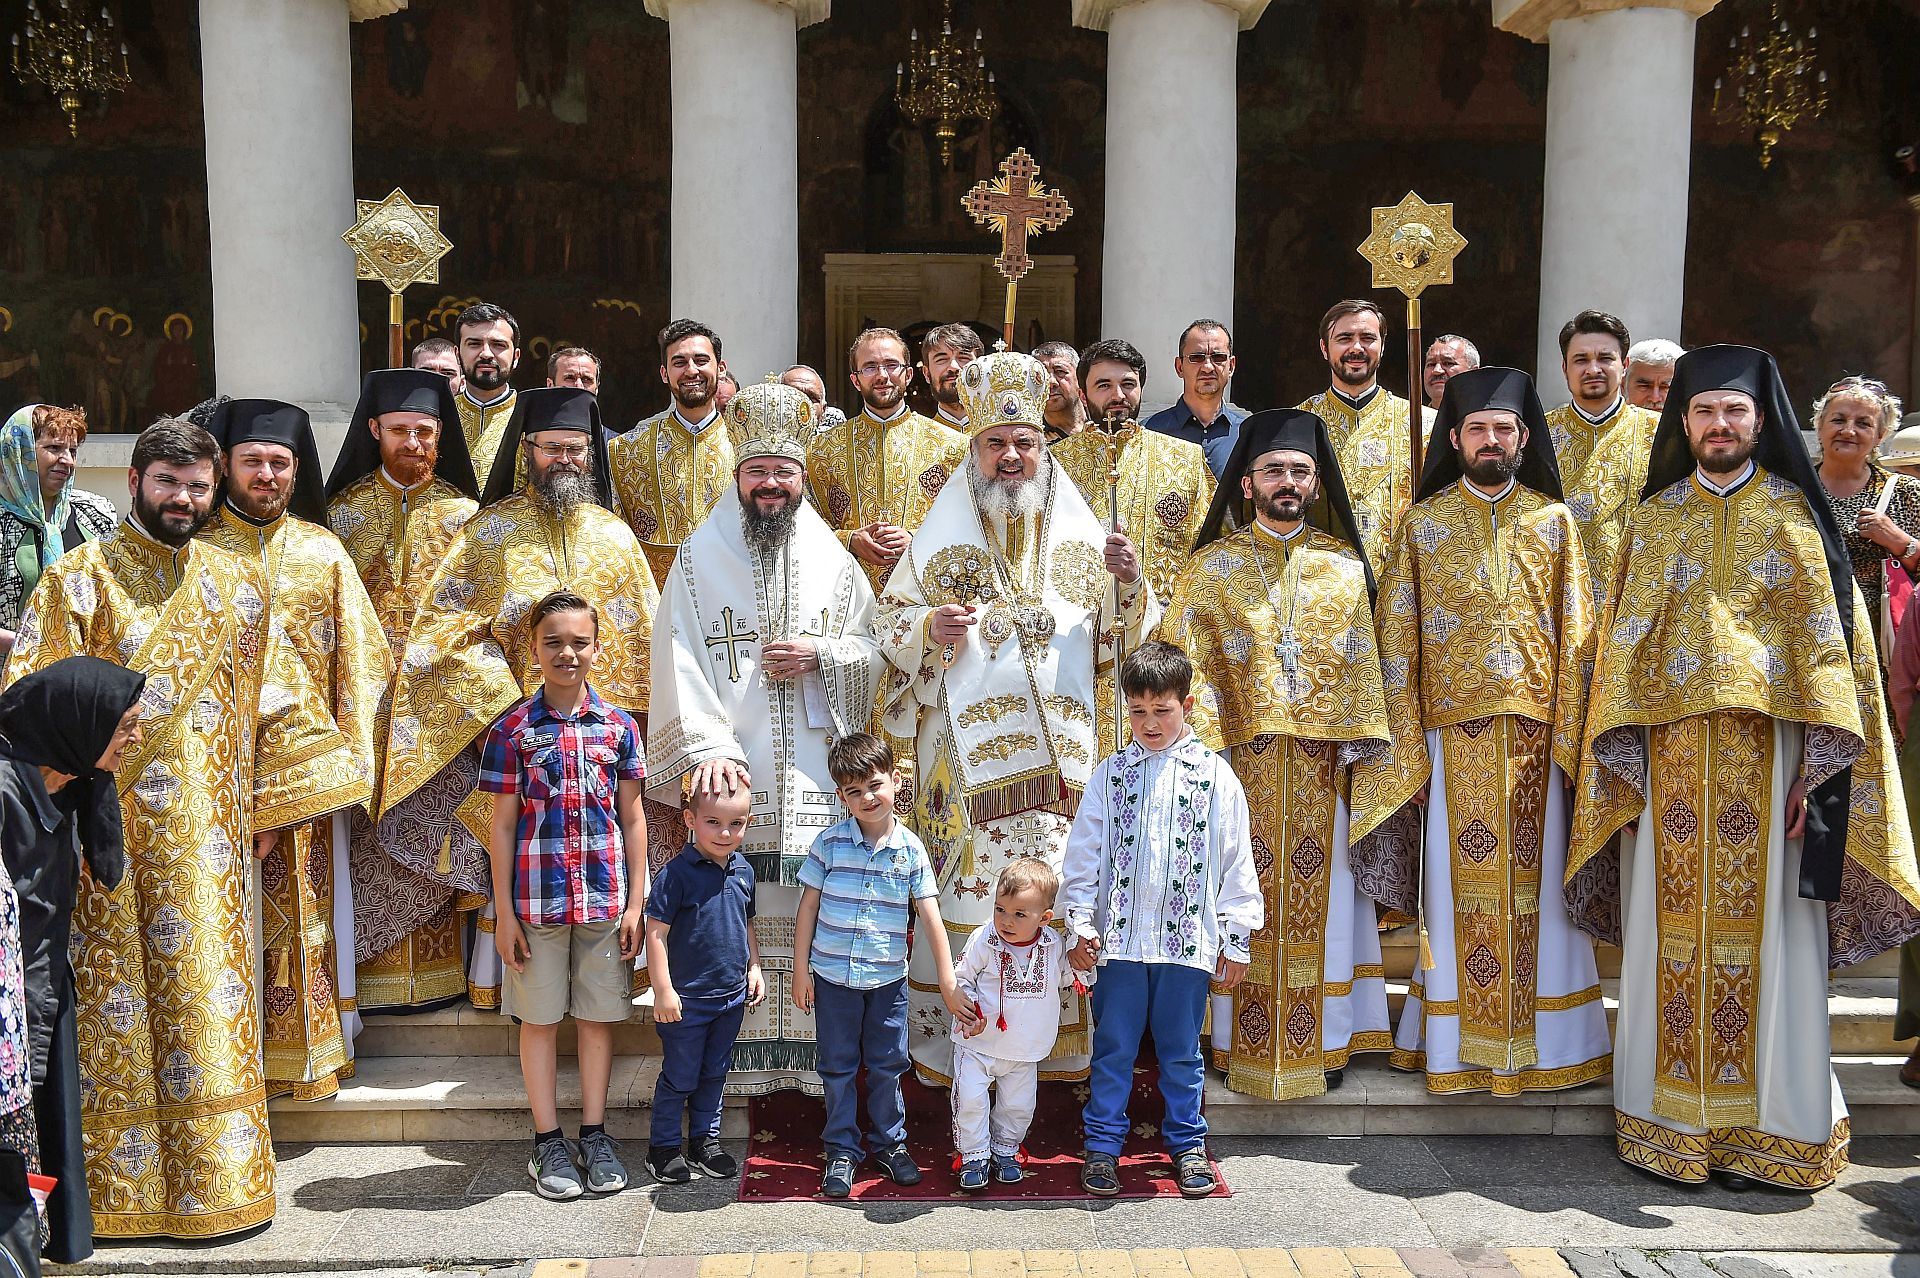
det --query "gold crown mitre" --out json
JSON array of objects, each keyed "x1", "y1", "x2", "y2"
[
  {"x1": 726, "y1": 378, "x2": 814, "y2": 464},
  {"x1": 957, "y1": 350, "x2": 1048, "y2": 435}
]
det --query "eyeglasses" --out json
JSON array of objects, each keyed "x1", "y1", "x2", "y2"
[
  {"x1": 741, "y1": 465, "x2": 803, "y2": 482},
  {"x1": 146, "y1": 475, "x2": 214, "y2": 499},
  {"x1": 381, "y1": 427, "x2": 438, "y2": 442},
  {"x1": 1182, "y1": 351, "x2": 1232, "y2": 367},
  {"x1": 1251, "y1": 463, "x2": 1316, "y2": 483},
  {"x1": 857, "y1": 361, "x2": 909, "y2": 378},
  {"x1": 531, "y1": 442, "x2": 591, "y2": 462}
]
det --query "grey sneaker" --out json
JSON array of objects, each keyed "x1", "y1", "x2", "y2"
[
  {"x1": 528, "y1": 1137, "x2": 584, "y2": 1201},
  {"x1": 577, "y1": 1130, "x2": 629, "y2": 1193}
]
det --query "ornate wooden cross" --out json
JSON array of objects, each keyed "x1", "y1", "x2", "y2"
[{"x1": 963, "y1": 148, "x2": 1073, "y2": 346}]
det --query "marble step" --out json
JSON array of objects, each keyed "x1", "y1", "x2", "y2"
[
  {"x1": 353, "y1": 977, "x2": 1915, "y2": 1060},
  {"x1": 264, "y1": 1053, "x2": 1920, "y2": 1144}
]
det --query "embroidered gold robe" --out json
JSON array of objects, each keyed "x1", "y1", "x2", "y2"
[
  {"x1": 327, "y1": 473, "x2": 478, "y2": 1010},
  {"x1": 458, "y1": 389, "x2": 518, "y2": 492},
  {"x1": 1569, "y1": 468, "x2": 1920, "y2": 1188},
  {"x1": 200, "y1": 507, "x2": 389, "y2": 1100},
  {"x1": 1157, "y1": 523, "x2": 1411, "y2": 1098},
  {"x1": 1296, "y1": 389, "x2": 1434, "y2": 574},
  {"x1": 805, "y1": 408, "x2": 967, "y2": 594},
  {"x1": 378, "y1": 492, "x2": 658, "y2": 1007},
  {"x1": 1546, "y1": 398, "x2": 1659, "y2": 608},
  {"x1": 5, "y1": 526, "x2": 367, "y2": 1239},
  {"x1": 1371, "y1": 483, "x2": 1607, "y2": 1094},
  {"x1": 608, "y1": 408, "x2": 737, "y2": 586},
  {"x1": 1055, "y1": 422, "x2": 1214, "y2": 754}
]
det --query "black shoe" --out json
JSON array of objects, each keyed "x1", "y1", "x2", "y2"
[
  {"x1": 1324, "y1": 1067, "x2": 1346, "y2": 1091},
  {"x1": 821, "y1": 1151, "x2": 858, "y2": 1199},
  {"x1": 1080, "y1": 1151, "x2": 1121, "y2": 1196},
  {"x1": 1712, "y1": 1170, "x2": 1756, "y2": 1193},
  {"x1": 873, "y1": 1144, "x2": 922, "y2": 1186},
  {"x1": 688, "y1": 1139, "x2": 738, "y2": 1179},
  {"x1": 646, "y1": 1145, "x2": 692, "y2": 1184}
]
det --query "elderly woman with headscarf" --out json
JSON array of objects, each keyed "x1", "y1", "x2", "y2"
[
  {"x1": 1812, "y1": 376, "x2": 1916, "y2": 655},
  {"x1": 0, "y1": 407, "x2": 116, "y2": 653},
  {"x1": 0, "y1": 656, "x2": 144, "y2": 1264}
]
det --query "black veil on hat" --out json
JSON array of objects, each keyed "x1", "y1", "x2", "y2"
[
  {"x1": 1194, "y1": 407, "x2": 1376, "y2": 598},
  {"x1": 479, "y1": 387, "x2": 615, "y2": 510},
  {"x1": 208, "y1": 398, "x2": 327, "y2": 524},
  {"x1": 326, "y1": 369, "x2": 479, "y2": 503},
  {"x1": 0, "y1": 655, "x2": 147, "y2": 890},
  {"x1": 1416, "y1": 366, "x2": 1563, "y2": 503},
  {"x1": 1641, "y1": 343, "x2": 1858, "y2": 903}
]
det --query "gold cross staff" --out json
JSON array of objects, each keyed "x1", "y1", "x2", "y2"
[
  {"x1": 1356, "y1": 192, "x2": 1467, "y2": 479},
  {"x1": 343, "y1": 188, "x2": 454, "y2": 369},
  {"x1": 963, "y1": 148, "x2": 1073, "y2": 347}
]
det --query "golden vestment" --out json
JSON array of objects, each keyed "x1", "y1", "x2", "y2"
[
  {"x1": 1296, "y1": 389, "x2": 1433, "y2": 574},
  {"x1": 608, "y1": 408, "x2": 737, "y2": 587},
  {"x1": 200, "y1": 507, "x2": 390, "y2": 1101},
  {"x1": 378, "y1": 492, "x2": 658, "y2": 1007},
  {"x1": 1371, "y1": 482, "x2": 1605, "y2": 1093},
  {"x1": 458, "y1": 389, "x2": 518, "y2": 493},
  {"x1": 805, "y1": 408, "x2": 966, "y2": 593},
  {"x1": 1570, "y1": 468, "x2": 1920, "y2": 1188},
  {"x1": 327, "y1": 472, "x2": 478, "y2": 1010},
  {"x1": 1157, "y1": 524, "x2": 1411, "y2": 1099},
  {"x1": 5, "y1": 526, "x2": 367, "y2": 1239},
  {"x1": 1545, "y1": 398, "x2": 1659, "y2": 608}
]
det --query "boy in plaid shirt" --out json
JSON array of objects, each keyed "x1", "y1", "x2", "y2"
[{"x1": 481, "y1": 591, "x2": 648, "y2": 1201}]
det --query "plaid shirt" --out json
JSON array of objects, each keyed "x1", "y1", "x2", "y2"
[{"x1": 478, "y1": 685, "x2": 646, "y2": 926}]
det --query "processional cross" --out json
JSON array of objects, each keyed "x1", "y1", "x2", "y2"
[
  {"x1": 1356, "y1": 192, "x2": 1467, "y2": 479},
  {"x1": 343, "y1": 188, "x2": 454, "y2": 369},
  {"x1": 962, "y1": 148, "x2": 1073, "y2": 347}
]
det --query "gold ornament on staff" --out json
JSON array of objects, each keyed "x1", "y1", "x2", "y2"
[
  {"x1": 343, "y1": 188, "x2": 454, "y2": 369},
  {"x1": 1357, "y1": 192, "x2": 1467, "y2": 480},
  {"x1": 1098, "y1": 415, "x2": 1130, "y2": 751},
  {"x1": 963, "y1": 148, "x2": 1072, "y2": 349}
]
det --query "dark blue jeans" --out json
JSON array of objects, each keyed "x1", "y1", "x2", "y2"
[
  {"x1": 813, "y1": 974, "x2": 910, "y2": 1157},
  {"x1": 650, "y1": 992, "x2": 747, "y2": 1150},
  {"x1": 1082, "y1": 960, "x2": 1210, "y2": 1157}
]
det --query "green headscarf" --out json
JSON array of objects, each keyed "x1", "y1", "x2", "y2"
[{"x1": 0, "y1": 407, "x2": 73, "y2": 602}]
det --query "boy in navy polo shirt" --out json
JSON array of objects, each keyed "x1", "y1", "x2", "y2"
[{"x1": 642, "y1": 781, "x2": 764, "y2": 1184}]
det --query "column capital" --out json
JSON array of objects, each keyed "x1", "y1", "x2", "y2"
[
  {"x1": 347, "y1": 0, "x2": 407, "y2": 19},
  {"x1": 1492, "y1": 0, "x2": 1718, "y2": 44},
  {"x1": 1073, "y1": 0, "x2": 1269, "y2": 33},
  {"x1": 645, "y1": 0, "x2": 829, "y2": 26}
]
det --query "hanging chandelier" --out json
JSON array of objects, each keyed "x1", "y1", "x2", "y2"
[
  {"x1": 894, "y1": 0, "x2": 998, "y2": 169},
  {"x1": 9, "y1": 0, "x2": 132, "y2": 139},
  {"x1": 1711, "y1": 2, "x2": 1828, "y2": 169}
]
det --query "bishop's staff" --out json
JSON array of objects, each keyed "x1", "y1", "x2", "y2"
[
  {"x1": 1357, "y1": 193, "x2": 1468, "y2": 478},
  {"x1": 344, "y1": 188, "x2": 454, "y2": 369},
  {"x1": 1098, "y1": 415, "x2": 1129, "y2": 751}
]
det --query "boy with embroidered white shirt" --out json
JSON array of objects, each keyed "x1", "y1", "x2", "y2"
[
  {"x1": 949, "y1": 859, "x2": 1089, "y2": 1192},
  {"x1": 1060, "y1": 641, "x2": 1263, "y2": 1198}
]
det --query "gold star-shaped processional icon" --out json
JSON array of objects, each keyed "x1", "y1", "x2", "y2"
[
  {"x1": 342, "y1": 188, "x2": 453, "y2": 295},
  {"x1": 1357, "y1": 191, "x2": 1467, "y2": 299}
]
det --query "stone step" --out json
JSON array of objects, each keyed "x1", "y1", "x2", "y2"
[{"x1": 265, "y1": 1053, "x2": 1920, "y2": 1144}]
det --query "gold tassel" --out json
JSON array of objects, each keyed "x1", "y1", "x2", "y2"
[{"x1": 1419, "y1": 923, "x2": 1437, "y2": 972}]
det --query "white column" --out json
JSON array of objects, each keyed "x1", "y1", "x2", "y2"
[
  {"x1": 1077, "y1": 0, "x2": 1266, "y2": 412},
  {"x1": 647, "y1": 0, "x2": 825, "y2": 383},
  {"x1": 199, "y1": 0, "x2": 361, "y2": 424},
  {"x1": 1498, "y1": 0, "x2": 1717, "y2": 391}
]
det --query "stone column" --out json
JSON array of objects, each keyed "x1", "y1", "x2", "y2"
[
  {"x1": 1496, "y1": 0, "x2": 1719, "y2": 391},
  {"x1": 646, "y1": 0, "x2": 827, "y2": 383},
  {"x1": 200, "y1": 0, "x2": 362, "y2": 424},
  {"x1": 1075, "y1": 0, "x2": 1267, "y2": 412}
]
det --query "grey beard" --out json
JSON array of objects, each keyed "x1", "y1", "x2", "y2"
[
  {"x1": 742, "y1": 502, "x2": 798, "y2": 554},
  {"x1": 969, "y1": 456, "x2": 1049, "y2": 526},
  {"x1": 533, "y1": 468, "x2": 595, "y2": 515}
]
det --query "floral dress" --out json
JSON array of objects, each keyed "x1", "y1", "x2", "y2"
[{"x1": 0, "y1": 878, "x2": 35, "y2": 1169}]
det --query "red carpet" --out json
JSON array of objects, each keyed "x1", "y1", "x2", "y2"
[{"x1": 740, "y1": 1065, "x2": 1230, "y2": 1202}]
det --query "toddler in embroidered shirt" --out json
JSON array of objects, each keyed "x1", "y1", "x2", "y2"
[{"x1": 948, "y1": 858, "x2": 1089, "y2": 1192}]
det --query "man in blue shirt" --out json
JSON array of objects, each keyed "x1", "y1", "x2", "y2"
[{"x1": 1142, "y1": 318, "x2": 1248, "y2": 478}]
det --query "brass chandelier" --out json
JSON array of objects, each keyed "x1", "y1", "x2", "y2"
[
  {"x1": 894, "y1": 0, "x2": 998, "y2": 168},
  {"x1": 1711, "y1": 2, "x2": 1828, "y2": 169},
  {"x1": 9, "y1": 0, "x2": 132, "y2": 138}
]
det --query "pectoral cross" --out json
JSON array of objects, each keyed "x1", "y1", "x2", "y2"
[
  {"x1": 704, "y1": 606, "x2": 759, "y2": 684},
  {"x1": 1276, "y1": 628, "x2": 1304, "y2": 700},
  {"x1": 963, "y1": 148, "x2": 1074, "y2": 345}
]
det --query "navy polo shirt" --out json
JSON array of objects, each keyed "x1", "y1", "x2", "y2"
[{"x1": 645, "y1": 845, "x2": 757, "y2": 1000}]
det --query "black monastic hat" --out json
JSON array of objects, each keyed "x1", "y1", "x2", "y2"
[
  {"x1": 325, "y1": 369, "x2": 479, "y2": 502},
  {"x1": 208, "y1": 398, "x2": 327, "y2": 524},
  {"x1": 1415, "y1": 366, "x2": 1563, "y2": 503},
  {"x1": 1194, "y1": 407, "x2": 1376, "y2": 598},
  {"x1": 479, "y1": 386, "x2": 615, "y2": 510}
]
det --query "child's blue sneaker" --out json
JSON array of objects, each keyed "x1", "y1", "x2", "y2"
[
  {"x1": 991, "y1": 1153, "x2": 1023, "y2": 1184},
  {"x1": 957, "y1": 1159, "x2": 990, "y2": 1192}
]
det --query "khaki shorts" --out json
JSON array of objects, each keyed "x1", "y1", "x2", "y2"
[{"x1": 502, "y1": 919, "x2": 632, "y2": 1025}]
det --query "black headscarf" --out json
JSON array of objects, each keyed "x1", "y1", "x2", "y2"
[
  {"x1": 1416, "y1": 366, "x2": 1563, "y2": 503},
  {"x1": 1641, "y1": 343, "x2": 1857, "y2": 902},
  {"x1": 208, "y1": 398, "x2": 328, "y2": 524},
  {"x1": 478, "y1": 387, "x2": 615, "y2": 510},
  {"x1": 1194, "y1": 407, "x2": 1376, "y2": 599},
  {"x1": 326, "y1": 369, "x2": 479, "y2": 503},
  {"x1": 0, "y1": 655, "x2": 146, "y2": 890}
]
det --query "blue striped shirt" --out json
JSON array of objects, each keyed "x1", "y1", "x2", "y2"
[{"x1": 796, "y1": 816, "x2": 937, "y2": 990}]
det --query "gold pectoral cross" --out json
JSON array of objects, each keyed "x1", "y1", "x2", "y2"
[{"x1": 705, "y1": 605, "x2": 759, "y2": 684}]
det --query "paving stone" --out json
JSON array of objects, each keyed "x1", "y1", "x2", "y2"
[
  {"x1": 1290, "y1": 1250, "x2": 1353, "y2": 1278},
  {"x1": 1344, "y1": 1253, "x2": 1403, "y2": 1270},
  {"x1": 1601, "y1": 1250, "x2": 1665, "y2": 1278},
  {"x1": 753, "y1": 1257, "x2": 808, "y2": 1278},
  {"x1": 644, "y1": 1204, "x2": 1099, "y2": 1257},
  {"x1": 1417, "y1": 1139, "x2": 1627, "y2": 1188},
  {"x1": 1355, "y1": 1267, "x2": 1413, "y2": 1278},
  {"x1": 1409, "y1": 1185, "x2": 1916, "y2": 1252},
  {"x1": 1235, "y1": 1249, "x2": 1302, "y2": 1278},
  {"x1": 1397, "y1": 1249, "x2": 1468, "y2": 1278},
  {"x1": 810, "y1": 1253, "x2": 864, "y2": 1277},
  {"x1": 1558, "y1": 1251, "x2": 1624, "y2": 1278},
  {"x1": 586, "y1": 1263, "x2": 649, "y2": 1278},
  {"x1": 1501, "y1": 1250, "x2": 1577, "y2": 1278},
  {"x1": 866, "y1": 1256, "x2": 923, "y2": 1278},
  {"x1": 1646, "y1": 1253, "x2": 1719, "y2": 1278},
  {"x1": 1080, "y1": 1250, "x2": 1137, "y2": 1278},
  {"x1": 72, "y1": 1206, "x2": 351, "y2": 1273},
  {"x1": 1083, "y1": 1192, "x2": 1436, "y2": 1250},
  {"x1": 1211, "y1": 1138, "x2": 1451, "y2": 1190},
  {"x1": 1183, "y1": 1248, "x2": 1246, "y2": 1278},
  {"x1": 317, "y1": 1196, "x2": 647, "y2": 1265},
  {"x1": 1022, "y1": 1251, "x2": 1083, "y2": 1273},
  {"x1": 702, "y1": 1256, "x2": 755, "y2": 1278},
  {"x1": 975, "y1": 1251, "x2": 1029, "y2": 1278},
  {"x1": 1703, "y1": 1260, "x2": 1792, "y2": 1278}
]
